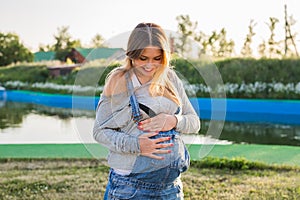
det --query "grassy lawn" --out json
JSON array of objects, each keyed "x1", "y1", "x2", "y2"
[{"x1": 0, "y1": 158, "x2": 299, "y2": 200}]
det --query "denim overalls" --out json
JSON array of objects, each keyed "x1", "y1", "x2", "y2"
[{"x1": 104, "y1": 72, "x2": 190, "y2": 200}]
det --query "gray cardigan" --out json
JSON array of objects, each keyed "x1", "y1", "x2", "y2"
[{"x1": 93, "y1": 69, "x2": 200, "y2": 170}]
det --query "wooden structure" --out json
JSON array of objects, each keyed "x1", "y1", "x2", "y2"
[
  {"x1": 65, "y1": 48, "x2": 86, "y2": 63},
  {"x1": 40, "y1": 47, "x2": 125, "y2": 77},
  {"x1": 47, "y1": 64, "x2": 81, "y2": 77}
]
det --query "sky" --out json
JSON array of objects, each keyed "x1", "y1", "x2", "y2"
[{"x1": 1, "y1": 0, "x2": 300, "y2": 55}]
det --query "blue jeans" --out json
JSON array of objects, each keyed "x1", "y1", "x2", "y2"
[
  {"x1": 104, "y1": 166, "x2": 184, "y2": 200},
  {"x1": 103, "y1": 130, "x2": 190, "y2": 200}
]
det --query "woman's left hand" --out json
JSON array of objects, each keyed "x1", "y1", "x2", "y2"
[{"x1": 138, "y1": 113, "x2": 177, "y2": 132}]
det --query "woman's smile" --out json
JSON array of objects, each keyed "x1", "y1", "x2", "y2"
[
  {"x1": 133, "y1": 46, "x2": 162, "y2": 84},
  {"x1": 142, "y1": 64, "x2": 156, "y2": 72}
]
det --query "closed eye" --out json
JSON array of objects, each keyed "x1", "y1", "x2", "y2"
[
  {"x1": 154, "y1": 56, "x2": 162, "y2": 61},
  {"x1": 139, "y1": 56, "x2": 147, "y2": 61}
]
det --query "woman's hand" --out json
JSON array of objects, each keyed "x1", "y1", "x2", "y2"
[
  {"x1": 138, "y1": 113, "x2": 177, "y2": 132},
  {"x1": 138, "y1": 132, "x2": 173, "y2": 160}
]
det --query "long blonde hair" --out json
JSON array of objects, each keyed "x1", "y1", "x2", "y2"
[{"x1": 118, "y1": 22, "x2": 180, "y2": 105}]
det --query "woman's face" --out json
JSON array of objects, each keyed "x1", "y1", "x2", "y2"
[{"x1": 133, "y1": 46, "x2": 162, "y2": 82}]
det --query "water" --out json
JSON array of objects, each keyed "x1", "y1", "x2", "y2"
[
  {"x1": 0, "y1": 102, "x2": 94, "y2": 144},
  {"x1": 0, "y1": 102, "x2": 300, "y2": 146}
]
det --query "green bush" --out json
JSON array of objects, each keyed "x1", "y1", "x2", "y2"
[
  {"x1": 171, "y1": 57, "x2": 300, "y2": 99},
  {"x1": 0, "y1": 64, "x2": 49, "y2": 83},
  {"x1": 215, "y1": 58, "x2": 300, "y2": 84},
  {"x1": 171, "y1": 58, "x2": 300, "y2": 85},
  {"x1": 190, "y1": 157, "x2": 297, "y2": 170}
]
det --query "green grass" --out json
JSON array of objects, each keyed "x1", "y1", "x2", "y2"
[{"x1": 0, "y1": 158, "x2": 299, "y2": 200}]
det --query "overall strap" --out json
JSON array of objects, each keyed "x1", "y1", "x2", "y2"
[{"x1": 125, "y1": 71, "x2": 143, "y2": 123}]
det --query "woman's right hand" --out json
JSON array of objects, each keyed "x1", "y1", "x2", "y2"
[{"x1": 138, "y1": 132, "x2": 173, "y2": 160}]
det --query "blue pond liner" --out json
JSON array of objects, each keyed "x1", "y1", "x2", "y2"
[
  {"x1": 5, "y1": 90, "x2": 300, "y2": 125},
  {"x1": 6, "y1": 90, "x2": 98, "y2": 110},
  {"x1": 190, "y1": 98, "x2": 300, "y2": 125}
]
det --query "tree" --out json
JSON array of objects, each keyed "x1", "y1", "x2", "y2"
[
  {"x1": 216, "y1": 28, "x2": 235, "y2": 58},
  {"x1": 284, "y1": 4, "x2": 299, "y2": 58},
  {"x1": 258, "y1": 17, "x2": 282, "y2": 58},
  {"x1": 91, "y1": 34, "x2": 107, "y2": 48},
  {"x1": 258, "y1": 40, "x2": 267, "y2": 58},
  {"x1": 38, "y1": 44, "x2": 53, "y2": 52},
  {"x1": 266, "y1": 17, "x2": 282, "y2": 58},
  {"x1": 175, "y1": 15, "x2": 198, "y2": 57},
  {"x1": 194, "y1": 31, "x2": 209, "y2": 55},
  {"x1": 195, "y1": 28, "x2": 235, "y2": 58},
  {"x1": 176, "y1": 14, "x2": 235, "y2": 59},
  {"x1": 241, "y1": 20, "x2": 256, "y2": 57},
  {"x1": 52, "y1": 26, "x2": 81, "y2": 61},
  {"x1": 0, "y1": 32, "x2": 33, "y2": 66}
]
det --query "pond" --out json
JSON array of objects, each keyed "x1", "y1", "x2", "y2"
[{"x1": 1, "y1": 102, "x2": 299, "y2": 146}]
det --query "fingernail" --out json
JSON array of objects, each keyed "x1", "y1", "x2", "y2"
[
  {"x1": 138, "y1": 122, "x2": 142, "y2": 125},
  {"x1": 168, "y1": 150, "x2": 172, "y2": 153},
  {"x1": 170, "y1": 143, "x2": 174, "y2": 147}
]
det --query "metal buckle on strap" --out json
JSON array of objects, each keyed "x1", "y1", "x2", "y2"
[{"x1": 132, "y1": 114, "x2": 143, "y2": 123}]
